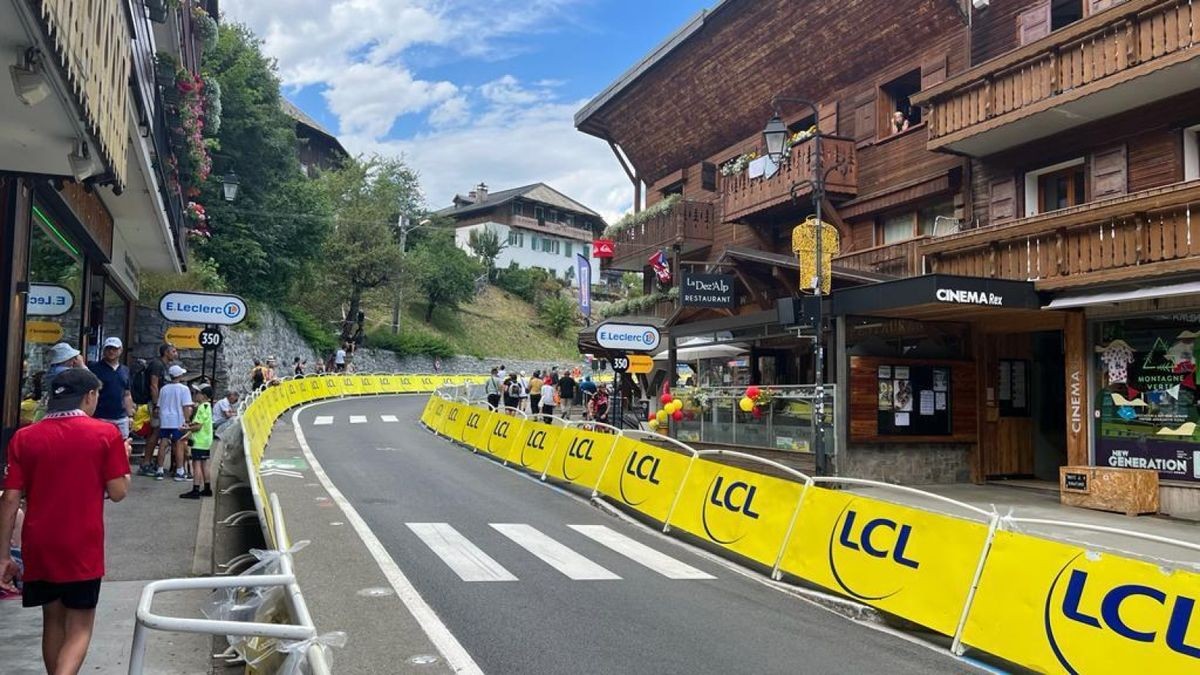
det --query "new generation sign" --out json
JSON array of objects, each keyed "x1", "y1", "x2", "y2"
[
  {"x1": 596, "y1": 322, "x2": 661, "y2": 353},
  {"x1": 159, "y1": 291, "x2": 248, "y2": 326}
]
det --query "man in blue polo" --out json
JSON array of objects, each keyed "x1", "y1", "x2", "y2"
[{"x1": 88, "y1": 337, "x2": 133, "y2": 438}]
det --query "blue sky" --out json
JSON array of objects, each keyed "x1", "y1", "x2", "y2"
[{"x1": 225, "y1": 1, "x2": 711, "y2": 222}]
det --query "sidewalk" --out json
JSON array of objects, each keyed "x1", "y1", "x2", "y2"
[
  {"x1": 846, "y1": 482, "x2": 1200, "y2": 567},
  {"x1": 0, "y1": 464, "x2": 212, "y2": 674}
]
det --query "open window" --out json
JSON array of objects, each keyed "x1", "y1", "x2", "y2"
[
  {"x1": 877, "y1": 196, "x2": 956, "y2": 244},
  {"x1": 660, "y1": 180, "x2": 684, "y2": 198},
  {"x1": 879, "y1": 70, "x2": 922, "y2": 138},
  {"x1": 1024, "y1": 158, "x2": 1085, "y2": 216},
  {"x1": 1051, "y1": 0, "x2": 1084, "y2": 30}
]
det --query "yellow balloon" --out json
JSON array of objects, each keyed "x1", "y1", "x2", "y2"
[
  {"x1": 739, "y1": 397, "x2": 755, "y2": 412},
  {"x1": 656, "y1": 410, "x2": 668, "y2": 423},
  {"x1": 669, "y1": 401, "x2": 681, "y2": 413}
]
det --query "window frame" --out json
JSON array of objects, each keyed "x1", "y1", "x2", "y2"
[
  {"x1": 878, "y1": 68, "x2": 923, "y2": 139},
  {"x1": 1184, "y1": 124, "x2": 1200, "y2": 182},
  {"x1": 1023, "y1": 157, "x2": 1086, "y2": 216}
]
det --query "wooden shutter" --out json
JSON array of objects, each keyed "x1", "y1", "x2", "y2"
[
  {"x1": 1087, "y1": 0, "x2": 1127, "y2": 15},
  {"x1": 1091, "y1": 144, "x2": 1128, "y2": 200},
  {"x1": 989, "y1": 177, "x2": 1016, "y2": 224},
  {"x1": 818, "y1": 100, "x2": 838, "y2": 136},
  {"x1": 1017, "y1": 1, "x2": 1051, "y2": 46},
  {"x1": 921, "y1": 53, "x2": 947, "y2": 90},
  {"x1": 854, "y1": 91, "x2": 875, "y2": 144}
]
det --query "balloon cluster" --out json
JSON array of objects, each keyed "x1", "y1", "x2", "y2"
[
  {"x1": 648, "y1": 392, "x2": 685, "y2": 430},
  {"x1": 739, "y1": 385, "x2": 764, "y2": 419}
]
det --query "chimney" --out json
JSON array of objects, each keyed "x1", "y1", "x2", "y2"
[{"x1": 474, "y1": 182, "x2": 488, "y2": 202}]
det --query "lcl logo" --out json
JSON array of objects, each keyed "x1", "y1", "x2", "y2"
[
  {"x1": 492, "y1": 420, "x2": 511, "y2": 439},
  {"x1": 1046, "y1": 555, "x2": 1200, "y2": 672},
  {"x1": 619, "y1": 450, "x2": 661, "y2": 506},
  {"x1": 465, "y1": 413, "x2": 481, "y2": 429},
  {"x1": 520, "y1": 429, "x2": 548, "y2": 467},
  {"x1": 447, "y1": 407, "x2": 459, "y2": 422},
  {"x1": 828, "y1": 505, "x2": 920, "y2": 601},
  {"x1": 701, "y1": 476, "x2": 760, "y2": 544},
  {"x1": 561, "y1": 437, "x2": 595, "y2": 481},
  {"x1": 421, "y1": 377, "x2": 434, "y2": 385}
]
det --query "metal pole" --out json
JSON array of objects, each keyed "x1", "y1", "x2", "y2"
[{"x1": 812, "y1": 124, "x2": 827, "y2": 476}]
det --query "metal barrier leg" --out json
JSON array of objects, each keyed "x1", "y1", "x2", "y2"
[
  {"x1": 770, "y1": 481, "x2": 813, "y2": 580},
  {"x1": 662, "y1": 454, "x2": 698, "y2": 534},
  {"x1": 950, "y1": 513, "x2": 1001, "y2": 656}
]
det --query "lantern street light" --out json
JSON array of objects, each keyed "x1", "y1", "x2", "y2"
[{"x1": 221, "y1": 172, "x2": 240, "y2": 202}]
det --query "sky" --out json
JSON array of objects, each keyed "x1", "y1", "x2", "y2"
[{"x1": 223, "y1": 0, "x2": 712, "y2": 224}]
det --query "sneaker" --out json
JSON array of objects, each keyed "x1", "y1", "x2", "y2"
[
  {"x1": 139, "y1": 464, "x2": 155, "y2": 477},
  {"x1": 199, "y1": 487, "x2": 213, "y2": 497},
  {"x1": 179, "y1": 489, "x2": 200, "y2": 499},
  {"x1": 155, "y1": 468, "x2": 165, "y2": 481},
  {"x1": 173, "y1": 470, "x2": 188, "y2": 482}
]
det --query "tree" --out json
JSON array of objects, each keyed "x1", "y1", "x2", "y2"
[
  {"x1": 467, "y1": 227, "x2": 506, "y2": 279},
  {"x1": 540, "y1": 295, "x2": 578, "y2": 338},
  {"x1": 318, "y1": 156, "x2": 416, "y2": 341},
  {"x1": 411, "y1": 231, "x2": 483, "y2": 322}
]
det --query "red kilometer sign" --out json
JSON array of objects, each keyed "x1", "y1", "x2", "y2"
[{"x1": 593, "y1": 239, "x2": 615, "y2": 258}]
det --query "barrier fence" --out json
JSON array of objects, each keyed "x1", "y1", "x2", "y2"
[{"x1": 421, "y1": 390, "x2": 1200, "y2": 675}]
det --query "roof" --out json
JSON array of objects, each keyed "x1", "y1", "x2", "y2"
[
  {"x1": 281, "y1": 99, "x2": 347, "y2": 155},
  {"x1": 718, "y1": 246, "x2": 898, "y2": 285},
  {"x1": 436, "y1": 182, "x2": 602, "y2": 220}
]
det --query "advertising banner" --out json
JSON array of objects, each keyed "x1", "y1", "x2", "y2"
[
  {"x1": 779, "y1": 489, "x2": 989, "y2": 636},
  {"x1": 485, "y1": 414, "x2": 524, "y2": 459},
  {"x1": 439, "y1": 403, "x2": 468, "y2": 439},
  {"x1": 577, "y1": 253, "x2": 591, "y2": 318},
  {"x1": 420, "y1": 395, "x2": 440, "y2": 427},
  {"x1": 541, "y1": 427, "x2": 621, "y2": 487},
  {"x1": 510, "y1": 420, "x2": 563, "y2": 471},
  {"x1": 963, "y1": 530, "x2": 1200, "y2": 674},
  {"x1": 460, "y1": 408, "x2": 494, "y2": 450},
  {"x1": 595, "y1": 436, "x2": 694, "y2": 522},
  {"x1": 158, "y1": 290, "x2": 247, "y2": 326},
  {"x1": 667, "y1": 459, "x2": 804, "y2": 567}
]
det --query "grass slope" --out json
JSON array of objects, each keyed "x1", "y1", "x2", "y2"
[{"x1": 398, "y1": 285, "x2": 581, "y2": 361}]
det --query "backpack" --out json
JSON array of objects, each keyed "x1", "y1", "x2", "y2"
[
  {"x1": 131, "y1": 359, "x2": 152, "y2": 405},
  {"x1": 507, "y1": 381, "x2": 522, "y2": 398},
  {"x1": 251, "y1": 366, "x2": 266, "y2": 390}
]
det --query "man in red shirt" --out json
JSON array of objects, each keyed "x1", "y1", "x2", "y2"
[{"x1": 0, "y1": 368, "x2": 130, "y2": 675}]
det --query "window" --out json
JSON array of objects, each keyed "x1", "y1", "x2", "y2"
[
  {"x1": 564, "y1": 242, "x2": 573, "y2": 257},
  {"x1": 881, "y1": 211, "x2": 917, "y2": 244},
  {"x1": 878, "y1": 197, "x2": 956, "y2": 243},
  {"x1": 661, "y1": 181, "x2": 684, "y2": 198},
  {"x1": 1024, "y1": 159, "x2": 1086, "y2": 216},
  {"x1": 879, "y1": 70, "x2": 922, "y2": 137},
  {"x1": 507, "y1": 230, "x2": 524, "y2": 247},
  {"x1": 549, "y1": 210, "x2": 559, "y2": 223},
  {"x1": 534, "y1": 206, "x2": 545, "y2": 223},
  {"x1": 1051, "y1": 0, "x2": 1084, "y2": 31},
  {"x1": 542, "y1": 238, "x2": 554, "y2": 253},
  {"x1": 566, "y1": 214, "x2": 575, "y2": 227},
  {"x1": 512, "y1": 201, "x2": 521, "y2": 216},
  {"x1": 918, "y1": 199, "x2": 956, "y2": 237},
  {"x1": 1185, "y1": 124, "x2": 1200, "y2": 182},
  {"x1": 531, "y1": 235, "x2": 540, "y2": 250}
]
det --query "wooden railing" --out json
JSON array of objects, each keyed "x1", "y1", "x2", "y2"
[
  {"x1": 720, "y1": 136, "x2": 857, "y2": 223},
  {"x1": 921, "y1": 181, "x2": 1200, "y2": 290},
  {"x1": 917, "y1": 0, "x2": 1199, "y2": 148},
  {"x1": 834, "y1": 237, "x2": 928, "y2": 278},
  {"x1": 606, "y1": 200, "x2": 716, "y2": 268}
]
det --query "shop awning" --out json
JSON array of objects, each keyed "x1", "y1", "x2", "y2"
[
  {"x1": 653, "y1": 337, "x2": 747, "y2": 361},
  {"x1": 832, "y1": 274, "x2": 1041, "y2": 321},
  {"x1": 1043, "y1": 280, "x2": 1200, "y2": 310}
]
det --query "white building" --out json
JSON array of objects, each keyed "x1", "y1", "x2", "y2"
[{"x1": 441, "y1": 183, "x2": 603, "y2": 286}]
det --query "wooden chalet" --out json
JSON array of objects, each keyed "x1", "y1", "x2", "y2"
[{"x1": 576, "y1": 0, "x2": 1200, "y2": 516}]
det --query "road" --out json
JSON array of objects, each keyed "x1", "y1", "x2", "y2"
[{"x1": 296, "y1": 396, "x2": 973, "y2": 675}]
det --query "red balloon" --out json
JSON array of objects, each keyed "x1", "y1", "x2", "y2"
[
  {"x1": 671, "y1": 410, "x2": 684, "y2": 422},
  {"x1": 660, "y1": 393, "x2": 673, "y2": 405},
  {"x1": 746, "y1": 386, "x2": 761, "y2": 399},
  {"x1": 751, "y1": 407, "x2": 763, "y2": 419},
  {"x1": 647, "y1": 412, "x2": 657, "y2": 422}
]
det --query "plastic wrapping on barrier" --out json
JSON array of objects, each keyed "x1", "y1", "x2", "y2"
[
  {"x1": 506, "y1": 418, "x2": 559, "y2": 469},
  {"x1": 276, "y1": 631, "x2": 348, "y2": 675},
  {"x1": 666, "y1": 459, "x2": 804, "y2": 568},
  {"x1": 778, "y1": 488, "x2": 990, "y2": 636},
  {"x1": 595, "y1": 436, "x2": 694, "y2": 522},
  {"x1": 202, "y1": 544, "x2": 308, "y2": 653},
  {"x1": 541, "y1": 426, "x2": 620, "y2": 487},
  {"x1": 961, "y1": 530, "x2": 1200, "y2": 674}
]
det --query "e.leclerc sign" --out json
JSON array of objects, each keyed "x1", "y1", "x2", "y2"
[
  {"x1": 159, "y1": 291, "x2": 248, "y2": 326},
  {"x1": 596, "y1": 322, "x2": 661, "y2": 353},
  {"x1": 26, "y1": 283, "x2": 74, "y2": 316}
]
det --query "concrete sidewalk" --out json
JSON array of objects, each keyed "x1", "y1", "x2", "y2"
[{"x1": 0, "y1": 463, "x2": 213, "y2": 674}]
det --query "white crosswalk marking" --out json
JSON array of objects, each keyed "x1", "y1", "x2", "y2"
[
  {"x1": 349, "y1": 415, "x2": 368, "y2": 424},
  {"x1": 381, "y1": 415, "x2": 399, "y2": 422},
  {"x1": 313, "y1": 416, "x2": 334, "y2": 426},
  {"x1": 406, "y1": 523, "x2": 517, "y2": 582},
  {"x1": 491, "y1": 524, "x2": 620, "y2": 580},
  {"x1": 568, "y1": 525, "x2": 715, "y2": 580}
]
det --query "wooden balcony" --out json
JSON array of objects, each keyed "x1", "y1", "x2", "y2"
[
  {"x1": 834, "y1": 237, "x2": 928, "y2": 279},
  {"x1": 606, "y1": 200, "x2": 716, "y2": 272},
  {"x1": 914, "y1": 0, "x2": 1200, "y2": 157},
  {"x1": 720, "y1": 136, "x2": 857, "y2": 224},
  {"x1": 921, "y1": 181, "x2": 1200, "y2": 290}
]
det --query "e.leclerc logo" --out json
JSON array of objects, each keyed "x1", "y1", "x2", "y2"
[
  {"x1": 701, "y1": 474, "x2": 760, "y2": 544},
  {"x1": 827, "y1": 501, "x2": 920, "y2": 602},
  {"x1": 595, "y1": 323, "x2": 661, "y2": 352},
  {"x1": 619, "y1": 448, "x2": 662, "y2": 506},
  {"x1": 159, "y1": 291, "x2": 247, "y2": 326},
  {"x1": 1044, "y1": 553, "x2": 1200, "y2": 673}
]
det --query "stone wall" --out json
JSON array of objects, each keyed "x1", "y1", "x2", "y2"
[{"x1": 836, "y1": 444, "x2": 972, "y2": 485}]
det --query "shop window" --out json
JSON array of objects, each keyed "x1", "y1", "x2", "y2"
[
  {"x1": 1025, "y1": 159, "x2": 1085, "y2": 216},
  {"x1": 1185, "y1": 124, "x2": 1200, "y2": 182},
  {"x1": 24, "y1": 203, "x2": 85, "y2": 403},
  {"x1": 879, "y1": 70, "x2": 922, "y2": 138},
  {"x1": 103, "y1": 279, "x2": 130, "y2": 359}
]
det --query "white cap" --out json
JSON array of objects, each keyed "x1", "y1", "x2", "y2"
[
  {"x1": 168, "y1": 364, "x2": 187, "y2": 379},
  {"x1": 47, "y1": 342, "x2": 81, "y2": 365},
  {"x1": 103, "y1": 336, "x2": 123, "y2": 349}
]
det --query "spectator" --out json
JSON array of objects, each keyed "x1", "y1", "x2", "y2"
[
  {"x1": 580, "y1": 375, "x2": 598, "y2": 416},
  {"x1": 140, "y1": 343, "x2": 177, "y2": 476},
  {"x1": 590, "y1": 384, "x2": 610, "y2": 425},
  {"x1": 497, "y1": 364, "x2": 508, "y2": 382},
  {"x1": 334, "y1": 344, "x2": 347, "y2": 373},
  {"x1": 44, "y1": 342, "x2": 84, "y2": 383},
  {"x1": 891, "y1": 110, "x2": 910, "y2": 135},
  {"x1": 518, "y1": 371, "x2": 530, "y2": 412},
  {"x1": 293, "y1": 357, "x2": 305, "y2": 377},
  {"x1": 180, "y1": 385, "x2": 215, "y2": 499},
  {"x1": 548, "y1": 366, "x2": 559, "y2": 386},
  {"x1": 485, "y1": 367, "x2": 501, "y2": 410},
  {"x1": 0, "y1": 368, "x2": 130, "y2": 675},
  {"x1": 88, "y1": 337, "x2": 133, "y2": 438},
  {"x1": 557, "y1": 371, "x2": 577, "y2": 420},
  {"x1": 213, "y1": 391, "x2": 238, "y2": 435},
  {"x1": 528, "y1": 371, "x2": 543, "y2": 415},
  {"x1": 539, "y1": 377, "x2": 555, "y2": 422},
  {"x1": 503, "y1": 374, "x2": 521, "y2": 414},
  {"x1": 154, "y1": 365, "x2": 193, "y2": 482},
  {"x1": 264, "y1": 356, "x2": 279, "y2": 383},
  {"x1": 249, "y1": 359, "x2": 266, "y2": 391}
]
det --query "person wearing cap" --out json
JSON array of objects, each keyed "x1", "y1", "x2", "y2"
[
  {"x1": 45, "y1": 342, "x2": 84, "y2": 382},
  {"x1": 0, "y1": 368, "x2": 131, "y2": 674},
  {"x1": 88, "y1": 337, "x2": 133, "y2": 438},
  {"x1": 152, "y1": 364, "x2": 193, "y2": 482}
]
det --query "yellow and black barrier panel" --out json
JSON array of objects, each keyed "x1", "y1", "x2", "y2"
[
  {"x1": 595, "y1": 435, "x2": 694, "y2": 523},
  {"x1": 484, "y1": 412, "x2": 524, "y2": 459},
  {"x1": 541, "y1": 426, "x2": 620, "y2": 488},
  {"x1": 509, "y1": 418, "x2": 562, "y2": 471},
  {"x1": 441, "y1": 403, "x2": 469, "y2": 440},
  {"x1": 460, "y1": 407, "x2": 494, "y2": 449}
]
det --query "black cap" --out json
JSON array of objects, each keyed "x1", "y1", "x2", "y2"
[{"x1": 47, "y1": 368, "x2": 101, "y2": 412}]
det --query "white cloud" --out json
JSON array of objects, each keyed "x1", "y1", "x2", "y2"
[{"x1": 323, "y1": 62, "x2": 458, "y2": 138}]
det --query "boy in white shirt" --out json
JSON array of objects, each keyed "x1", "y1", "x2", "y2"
[
  {"x1": 154, "y1": 365, "x2": 193, "y2": 482},
  {"x1": 539, "y1": 380, "x2": 555, "y2": 422}
]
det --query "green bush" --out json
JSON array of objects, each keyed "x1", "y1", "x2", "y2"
[
  {"x1": 540, "y1": 295, "x2": 578, "y2": 338},
  {"x1": 280, "y1": 306, "x2": 338, "y2": 353},
  {"x1": 495, "y1": 265, "x2": 558, "y2": 305},
  {"x1": 366, "y1": 329, "x2": 455, "y2": 358}
]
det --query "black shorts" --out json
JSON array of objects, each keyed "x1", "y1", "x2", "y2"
[
  {"x1": 191, "y1": 447, "x2": 211, "y2": 460},
  {"x1": 23, "y1": 578, "x2": 102, "y2": 610}
]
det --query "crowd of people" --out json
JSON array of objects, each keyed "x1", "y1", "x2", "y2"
[{"x1": 484, "y1": 364, "x2": 610, "y2": 424}]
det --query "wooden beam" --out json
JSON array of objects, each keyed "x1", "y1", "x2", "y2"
[{"x1": 1064, "y1": 311, "x2": 1089, "y2": 467}]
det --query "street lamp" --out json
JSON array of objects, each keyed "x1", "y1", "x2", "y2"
[
  {"x1": 762, "y1": 96, "x2": 843, "y2": 476},
  {"x1": 221, "y1": 172, "x2": 240, "y2": 202},
  {"x1": 391, "y1": 216, "x2": 435, "y2": 333}
]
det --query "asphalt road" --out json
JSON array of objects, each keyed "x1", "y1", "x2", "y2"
[{"x1": 297, "y1": 396, "x2": 973, "y2": 675}]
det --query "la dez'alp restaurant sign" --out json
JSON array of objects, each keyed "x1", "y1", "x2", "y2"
[{"x1": 681, "y1": 273, "x2": 736, "y2": 308}]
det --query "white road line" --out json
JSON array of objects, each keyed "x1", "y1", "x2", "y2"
[
  {"x1": 292, "y1": 405, "x2": 483, "y2": 675},
  {"x1": 491, "y1": 523, "x2": 620, "y2": 580},
  {"x1": 406, "y1": 523, "x2": 517, "y2": 582},
  {"x1": 381, "y1": 414, "x2": 399, "y2": 422},
  {"x1": 349, "y1": 415, "x2": 368, "y2": 424},
  {"x1": 568, "y1": 525, "x2": 716, "y2": 580},
  {"x1": 313, "y1": 416, "x2": 334, "y2": 426}
]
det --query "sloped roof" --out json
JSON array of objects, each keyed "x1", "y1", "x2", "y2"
[
  {"x1": 281, "y1": 99, "x2": 348, "y2": 155},
  {"x1": 435, "y1": 182, "x2": 602, "y2": 220}
]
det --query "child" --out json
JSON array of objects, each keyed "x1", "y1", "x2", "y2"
[
  {"x1": 180, "y1": 385, "x2": 214, "y2": 499},
  {"x1": 155, "y1": 365, "x2": 193, "y2": 481}
]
